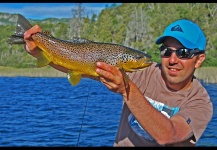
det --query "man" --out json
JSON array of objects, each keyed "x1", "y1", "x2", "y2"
[{"x1": 24, "y1": 19, "x2": 213, "y2": 146}]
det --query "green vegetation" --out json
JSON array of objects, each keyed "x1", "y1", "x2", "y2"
[
  {"x1": 0, "y1": 66, "x2": 216, "y2": 84},
  {"x1": 0, "y1": 3, "x2": 217, "y2": 68}
]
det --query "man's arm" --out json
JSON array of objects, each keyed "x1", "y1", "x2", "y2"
[
  {"x1": 23, "y1": 25, "x2": 100, "y2": 81},
  {"x1": 96, "y1": 61, "x2": 192, "y2": 145},
  {"x1": 24, "y1": 25, "x2": 192, "y2": 144},
  {"x1": 24, "y1": 25, "x2": 69, "y2": 73}
]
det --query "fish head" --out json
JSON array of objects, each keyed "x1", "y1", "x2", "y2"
[{"x1": 121, "y1": 50, "x2": 152, "y2": 72}]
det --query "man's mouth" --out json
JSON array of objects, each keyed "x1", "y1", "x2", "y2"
[{"x1": 168, "y1": 67, "x2": 180, "y2": 76}]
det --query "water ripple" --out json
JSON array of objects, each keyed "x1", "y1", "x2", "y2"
[{"x1": 0, "y1": 77, "x2": 215, "y2": 146}]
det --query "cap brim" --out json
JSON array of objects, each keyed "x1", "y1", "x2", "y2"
[{"x1": 155, "y1": 34, "x2": 197, "y2": 49}]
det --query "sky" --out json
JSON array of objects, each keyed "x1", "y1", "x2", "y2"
[{"x1": 0, "y1": 3, "x2": 121, "y2": 20}]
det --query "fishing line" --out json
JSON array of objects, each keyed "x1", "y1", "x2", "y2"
[{"x1": 77, "y1": 80, "x2": 91, "y2": 147}]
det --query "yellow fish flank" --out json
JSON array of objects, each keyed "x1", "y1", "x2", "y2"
[{"x1": 8, "y1": 14, "x2": 152, "y2": 86}]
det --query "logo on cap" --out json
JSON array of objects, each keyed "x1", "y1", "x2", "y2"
[{"x1": 171, "y1": 25, "x2": 183, "y2": 32}]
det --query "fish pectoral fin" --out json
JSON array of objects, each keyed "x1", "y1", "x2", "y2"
[
  {"x1": 122, "y1": 64, "x2": 134, "y2": 72},
  {"x1": 119, "y1": 68, "x2": 129, "y2": 87},
  {"x1": 36, "y1": 51, "x2": 52, "y2": 68},
  {"x1": 67, "y1": 71, "x2": 82, "y2": 86},
  {"x1": 119, "y1": 68, "x2": 130, "y2": 100}
]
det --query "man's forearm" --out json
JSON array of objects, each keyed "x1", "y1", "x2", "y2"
[{"x1": 123, "y1": 80, "x2": 177, "y2": 145}]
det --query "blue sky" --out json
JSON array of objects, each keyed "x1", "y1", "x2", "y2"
[{"x1": 0, "y1": 3, "x2": 121, "y2": 20}]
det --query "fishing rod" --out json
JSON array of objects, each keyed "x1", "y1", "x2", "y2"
[{"x1": 76, "y1": 81, "x2": 91, "y2": 146}]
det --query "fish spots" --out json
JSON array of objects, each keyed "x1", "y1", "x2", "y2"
[
  {"x1": 32, "y1": 33, "x2": 152, "y2": 79},
  {"x1": 48, "y1": 39, "x2": 56, "y2": 44}
]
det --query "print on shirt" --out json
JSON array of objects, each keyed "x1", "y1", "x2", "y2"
[{"x1": 128, "y1": 96, "x2": 180, "y2": 142}]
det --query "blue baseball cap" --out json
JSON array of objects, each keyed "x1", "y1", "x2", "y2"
[{"x1": 156, "y1": 19, "x2": 206, "y2": 50}]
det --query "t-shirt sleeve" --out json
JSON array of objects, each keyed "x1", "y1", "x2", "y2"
[{"x1": 176, "y1": 85, "x2": 213, "y2": 142}]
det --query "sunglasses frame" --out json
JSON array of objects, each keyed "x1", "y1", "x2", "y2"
[{"x1": 159, "y1": 45, "x2": 205, "y2": 59}]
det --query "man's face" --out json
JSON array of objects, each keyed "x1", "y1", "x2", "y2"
[{"x1": 160, "y1": 37, "x2": 204, "y2": 91}]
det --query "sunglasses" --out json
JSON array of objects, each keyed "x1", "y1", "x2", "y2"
[{"x1": 159, "y1": 45, "x2": 205, "y2": 59}]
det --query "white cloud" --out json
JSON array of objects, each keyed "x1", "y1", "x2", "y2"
[{"x1": 0, "y1": 3, "x2": 120, "y2": 20}]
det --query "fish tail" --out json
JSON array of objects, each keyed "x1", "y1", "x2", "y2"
[{"x1": 7, "y1": 14, "x2": 33, "y2": 44}]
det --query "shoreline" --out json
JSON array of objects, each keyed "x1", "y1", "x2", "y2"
[
  {"x1": 0, "y1": 66, "x2": 66, "y2": 78},
  {"x1": 194, "y1": 67, "x2": 217, "y2": 84},
  {"x1": 0, "y1": 66, "x2": 217, "y2": 84}
]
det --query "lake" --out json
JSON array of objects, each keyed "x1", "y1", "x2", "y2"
[{"x1": 0, "y1": 77, "x2": 216, "y2": 147}]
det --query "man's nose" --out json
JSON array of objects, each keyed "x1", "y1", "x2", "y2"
[{"x1": 168, "y1": 52, "x2": 179, "y2": 64}]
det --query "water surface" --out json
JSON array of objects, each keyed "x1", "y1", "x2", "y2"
[{"x1": 0, "y1": 77, "x2": 216, "y2": 146}]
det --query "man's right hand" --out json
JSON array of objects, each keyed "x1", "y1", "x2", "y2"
[{"x1": 23, "y1": 25, "x2": 42, "y2": 58}]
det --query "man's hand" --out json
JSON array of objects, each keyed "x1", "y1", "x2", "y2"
[
  {"x1": 96, "y1": 62, "x2": 128, "y2": 97},
  {"x1": 23, "y1": 25, "x2": 42, "y2": 58}
]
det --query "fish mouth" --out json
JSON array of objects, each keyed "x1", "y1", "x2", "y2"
[{"x1": 130, "y1": 60, "x2": 152, "y2": 71}]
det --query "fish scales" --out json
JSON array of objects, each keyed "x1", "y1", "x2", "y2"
[
  {"x1": 8, "y1": 14, "x2": 152, "y2": 86},
  {"x1": 33, "y1": 33, "x2": 143, "y2": 75}
]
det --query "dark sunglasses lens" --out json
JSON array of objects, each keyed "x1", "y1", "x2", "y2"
[
  {"x1": 159, "y1": 46, "x2": 199, "y2": 59},
  {"x1": 164, "y1": 49, "x2": 172, "y2": 57},
  {"x1": 177, "y1": 49, "x2": 191, "y2": 58},
  {"x1": 160, "y1": 46, "x2": 171, "y2": 57}
]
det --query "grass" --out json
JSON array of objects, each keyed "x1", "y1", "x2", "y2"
[
  {"x1": 0, "y1": 66, "x2": 66, "y2": 77},
  {"x1": 195, "y1": 67, "x2": 217, "y2": 84},
  {"x1": 0, "y1": 66, "x2": 216, "y2": 83}
]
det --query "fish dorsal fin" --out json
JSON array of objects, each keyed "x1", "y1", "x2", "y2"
[
  {"x1": 42, "y1": 30, "x2": 54, "y2": 37},
  {"x1": 67, "y1": 70, "x2": 82, "y2": 86},
  {"x1": 36, "y1": 51, "x2": 52, "y2": 68},
  {"x1": 68, "y1": 37, "x2": 94, "y2": 44}
]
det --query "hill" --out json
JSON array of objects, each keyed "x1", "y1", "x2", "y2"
[{"x1": 0, "y1": 3, "x2": 217, "y2": 68}]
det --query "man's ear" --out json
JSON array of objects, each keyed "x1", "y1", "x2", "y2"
[{"x1": 195, "y1": 54, "x2": 206, "y2": 68}]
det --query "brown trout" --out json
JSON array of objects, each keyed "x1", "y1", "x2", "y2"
[{"x1": 8, "y1": 14, "x2": 152, "y2": 86}]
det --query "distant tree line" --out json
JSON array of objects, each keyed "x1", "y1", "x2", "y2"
[{"x1": 1, "y1": 3, "x2": 217, "y2": 68}]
